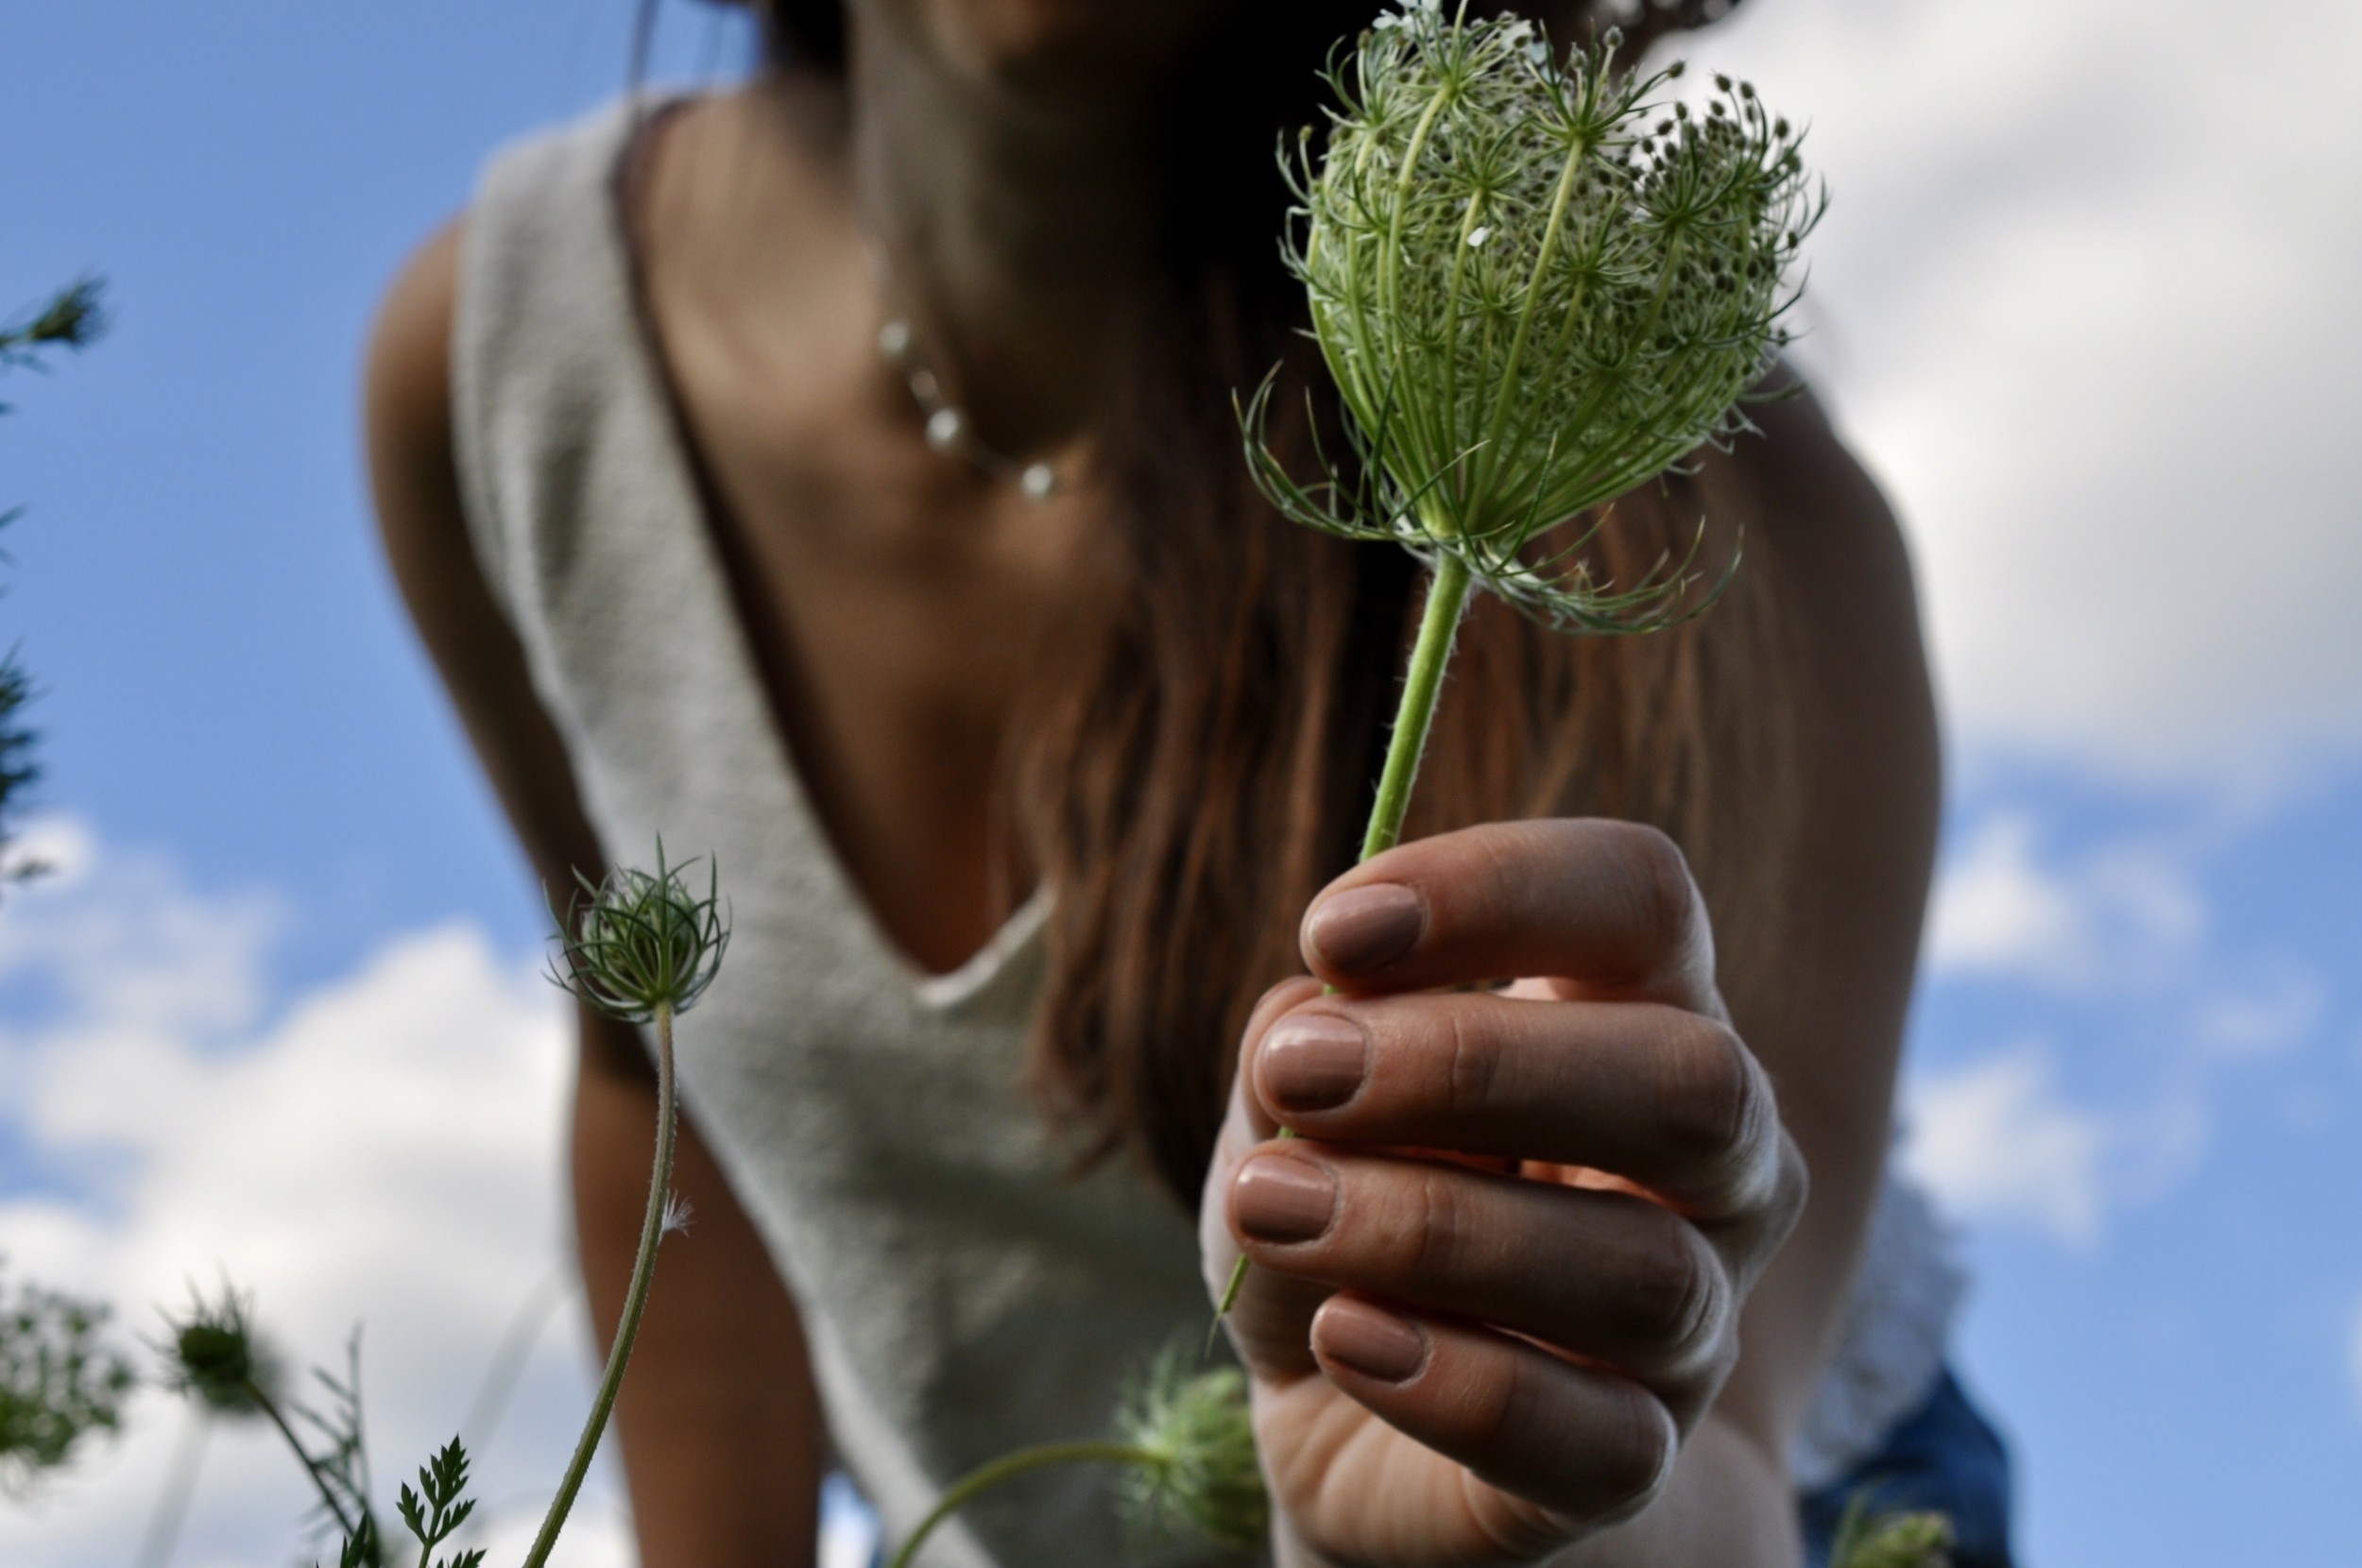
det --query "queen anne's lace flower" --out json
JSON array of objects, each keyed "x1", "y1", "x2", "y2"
[{"x1": 1245, "y1": 2, "x2": 1819, "y2": 630}]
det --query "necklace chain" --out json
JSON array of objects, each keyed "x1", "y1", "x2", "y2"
[{"x1": 875, "y1": 316, "x2": 1061, "y2": 503}]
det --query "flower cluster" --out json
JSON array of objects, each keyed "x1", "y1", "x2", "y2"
[
  {"x1": 1247, "y1": 0, "x2": 1819, "y2": 629},
  {"x1": 1114, "y1": 1349, "x2": 1269, "y2": 1552}
]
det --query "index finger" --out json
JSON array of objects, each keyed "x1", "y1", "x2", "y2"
[{"x1": 1300, "y1": 819, "x2": 1718, "y2": 1014}]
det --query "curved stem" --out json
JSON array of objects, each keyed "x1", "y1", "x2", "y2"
[
  {"x1": 245, "y1": 1379, "x2": 377, "y2": 1563},
  {"x1": 520, "y1": 1002, "x2": 678, "y2": 1568},
  {"x1": 1215, "y1": 554, "x2": 1476, "y2": 1325},
  {"x1": 886, "y1": 1441, "x2": 1158, "y2": 1568}
]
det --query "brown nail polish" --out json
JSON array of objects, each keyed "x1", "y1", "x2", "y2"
[
  {"x1": 1233, "y1": 1154, "x2": 1337, "y2": 1244},
  {"x1": 1305, "y1": 883, "x2": 1424, "y2": 975},
  {"x1": 1317, "y1": 1298, "x2": 1428, "y2": 1383},
  {"x1": 1262, "y1": 1014, "x2": 1369, "y2": 1112}
]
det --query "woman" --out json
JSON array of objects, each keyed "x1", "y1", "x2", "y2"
[{"x1": 366, "y1": 1, "x2": 2011, "y2": 1563}]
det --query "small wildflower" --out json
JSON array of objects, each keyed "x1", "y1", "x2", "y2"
[
  {"x1": 548, "y1": 844, "x2": 729, "y2": 1024},
  {"x1": 157, "y1": 1281, "x2": 276, "y2": 1416},
  {"x1": 1114, "y1": 1348, "x2": 1268, "y2": 1552},
  {"x1": 1830, "y1": 1495, "x2": 1956, "y2": 1568},
  {"x1": 0, "y1": 1265, "x2": 135, "y2": 1493}
]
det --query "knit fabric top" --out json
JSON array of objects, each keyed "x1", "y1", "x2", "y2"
[{"x1": 451, "y1": 99, "x2": 1963, "y2": 1568}]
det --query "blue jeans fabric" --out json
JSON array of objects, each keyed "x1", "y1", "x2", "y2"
[{"x1": 1797, "y1": 1369, "x2": 2016, "y2": 1568}]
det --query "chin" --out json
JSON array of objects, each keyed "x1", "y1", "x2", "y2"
[{"x1": 894, "y1": 0, "x2": 1248, "y2": 89}]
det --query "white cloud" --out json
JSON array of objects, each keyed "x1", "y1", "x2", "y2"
[
  {"x1": 1680, "y1": 0, "x2": 2362, "y2": 788},
  {"x1": 1901, "y1": 1047, "x2": 2109, "y2": 1245},
  {"x1": 0, "y1": 824, "x2": 631, "y2": 1568},
  {"x1": 1924, "y1": 813, "x2": 2204, "y2": 987}
]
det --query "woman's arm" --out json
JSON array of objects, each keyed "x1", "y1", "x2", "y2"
[{"x1": 366, "y1": 220, "x2": 829, "y2": 1568}]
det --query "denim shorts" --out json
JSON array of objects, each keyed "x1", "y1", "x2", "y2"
[{"x1": 1797, "y1": 1367, "x2": 2016, "y2": 1568}]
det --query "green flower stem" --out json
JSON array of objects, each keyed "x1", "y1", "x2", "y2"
[
  {"x1": 521, "y1": 1000, "x2": 680, "y2": 1568},
  {"x1": 886, "y1": 1441, "x2": 1158, "y2": 1568},
  {"x1": 1215, "y1": 552, "x2": 1475, "y2": 1322},
  {"x1": 244, "y1": 1378, "x2": 374, "y2": 1558}
]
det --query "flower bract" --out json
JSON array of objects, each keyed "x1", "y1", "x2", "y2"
[{"x1": 548, "y1": 845, "x2": 730, "y2": 1024}]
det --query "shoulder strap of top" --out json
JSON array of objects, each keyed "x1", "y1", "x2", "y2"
[{"x1": 450, "y1": 99, "x2": 647, "y2": 632}]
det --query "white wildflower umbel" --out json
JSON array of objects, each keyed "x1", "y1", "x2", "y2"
[
  {"x1": 1247, "y1": 1, "x2": 1819, "y2": 629},
  {"x1": 1220, "y1": 3, "x2": 1820, "y2": 1323}
]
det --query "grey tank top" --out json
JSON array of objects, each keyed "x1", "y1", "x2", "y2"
[{"x1": 453, "y1": 100, "x2": 1964, "y2": 1567}]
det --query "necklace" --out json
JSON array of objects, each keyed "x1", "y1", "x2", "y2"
[{"x1": 875, "y1": 315, "x2": 1062, "y2": 503}]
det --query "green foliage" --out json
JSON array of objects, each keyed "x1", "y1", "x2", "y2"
[
  {"x1": 0, "y1": 276, "x2": 107, "y2": 891},
  {"x1": 1114, "y1": 1347, "x2": 1269, "y2": 1553},
  {"x1": 1829, "y1": 1493, "x2": 1956, "y2": 1568},
  {"x1": 391, "y1": 1438, "x2": 487, "y2": 1568},
  {"x1": 548, "y1": 842, "x2": 730, "y2": 1023},
  {"x1": 1245, "y1": 0, "x2": 1818, "y2": 629},
  {"x1": 0, "y1": 1262, "x2": 135, "y2": 1494}
]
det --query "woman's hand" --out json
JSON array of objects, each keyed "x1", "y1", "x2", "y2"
[{"x1": 1201, "y1": 820, "x2": 1808, "y2": 1568}]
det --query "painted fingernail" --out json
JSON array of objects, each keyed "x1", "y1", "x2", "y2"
[
  {"x1": 1262, "y1": 1014, "x2": 1369, "y2": 1112},
  {"x1": 1233, "y1": 1154, "x2": 1338, "y2": 1244},
  {"x1": 1305, "y1": 883, "x2": 1424, "y2": 975},
  {"x1": 1317, "y1": 1298, "x2": 1428, "y2": 1384}
]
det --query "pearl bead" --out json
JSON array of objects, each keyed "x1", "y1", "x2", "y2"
[
  {"x1": 877, "y1": 318, "x2": 913, "y2": 362},
  {"x1": 925, "y1": 407, "x2": 966, "y2": 452},
  {"x1": 1018, "y1": 463, "x2": 1058, "y2": 501}
]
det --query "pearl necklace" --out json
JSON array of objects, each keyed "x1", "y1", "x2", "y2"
[{"x1": 875, "y1": 316, "x2": 1061, "y2": 503}]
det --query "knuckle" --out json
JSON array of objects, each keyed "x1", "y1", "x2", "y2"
[
  {"x1": 1617, "y1": 823, "x2": 1699, "y2": 953},
  {"x1": 1444, "y1": 1006, "x2": 1506, "y2": 1117},
  {"x1": 1590, "y1": 1383, "x2": 1678, "y2": 1522},
  {"x1": 1619, "y1": 1215, "x2": 1722, "y2": 1368},
  {"x1": 1659, "y1": 1019, "x2": 1765, "y2": 1176},
  {"x1": 1398, "y1": 1165, "x2": 1476, "y2": 1283}
]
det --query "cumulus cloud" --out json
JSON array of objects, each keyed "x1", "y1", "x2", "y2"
[
  {"x1": 0, "y1": 824, "x2": 630, "y2": 1568},
  {"x1": 1680, "y1": 0, "x2": 2362, "y2": 788},
  {"x1": 1924, "y1": 813, "x2": 2205, "y2": 987},
  {"x1": 1901, "y1": 1047, "x2": 2110, "y2": 1245}
]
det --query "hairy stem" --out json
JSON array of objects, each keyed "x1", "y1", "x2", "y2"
[
  {"x1": 885, "y1": 1441, "x2": 1158, "y2": 1568},
  {"x1": 520, "y1": 1001, "x2": 679, "y2": 1568},
  {"x1": 1215, "y1": 553, "x2": 1476, "y2": 1324}
]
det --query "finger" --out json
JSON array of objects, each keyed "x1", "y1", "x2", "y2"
[
  {"x1": 1250, "y1": 991, "x2": 1790, "y2": 1225},
  {"x1": 1299, "y1": 819, "x2": 1717, "y2": 1013},
  {"x1": 1310, "y1": 1295, "x2": 1675, "y2": 1545},
  {"x1": 1230, "y1": 1145, "x2": 1735, "y2": 1404}
]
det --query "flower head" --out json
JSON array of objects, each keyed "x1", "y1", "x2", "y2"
[
  {"x1": 548, "y1": 844, "x2": 730, "y2": 1024},
  {"x1": 1114, "y1": 1347, "x2": 1268, "y2": 1552},
  {"x1": 1246, "y1": 2, "x2": 1819, "y2": 630},
  {"x1": 157, "y1": 1281, "x2": 276, "y2": 1416}
]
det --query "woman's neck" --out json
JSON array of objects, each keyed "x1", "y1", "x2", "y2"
[{"x1": 843, "y1": 21, "x2": 1172, "y2": 458}]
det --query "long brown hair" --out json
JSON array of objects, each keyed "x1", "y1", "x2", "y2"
[{"x1": 749, "y1": 0, "x2": 1798, "y2": 1209}]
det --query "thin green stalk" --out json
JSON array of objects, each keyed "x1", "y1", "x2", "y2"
[
  {"x1": 886, "y1": 1441, "x2": 1157, "y2": 1568},
  {"x1": 1215, "y1": 553, "x2": 1475, "y2": 1325},
  {"x1": 520, "y1": 1001, "x2": 679, "y2": 1568},
  {"x1": 244, "y1": 1379, "x2": 376, "y2": 1561}
]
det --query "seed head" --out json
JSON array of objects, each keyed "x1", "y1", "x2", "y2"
[
  {"x1": 157, "y1": 1282, "x2": 276, "y2": 1417},
  {"x1": 548, "y1": 844, "x2": 730, "y2": 1024},
  {"x1": 1245, "y1": 1, "x2": 1821, "y2": 630},
  {"x1": 1114, "y1": 1347, "x2": 1268, "y2": 1552},
  {"x1": 1829, "y1": 1497, "x2": 1956, "y2": 1568}
]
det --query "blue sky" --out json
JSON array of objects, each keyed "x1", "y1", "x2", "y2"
[{"x1": 4, "y1": 1, "x2": 2359, "y2": 1564}]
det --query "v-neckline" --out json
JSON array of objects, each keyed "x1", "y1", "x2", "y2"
[{"x1": 601, "y1": 94, "x2": 1046, "y2": 1011}]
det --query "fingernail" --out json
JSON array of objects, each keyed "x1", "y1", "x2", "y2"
[
  {"x1": 1262, "y1": 1014, "x2": 1369, "y2": 1112},
  {"x1": 1305, "y1": 883, "x2": 1424, "y2": 975},
  {"x1": 1317, "y1": 1298, "x2": 1428, "y2": 1383},
  {"x1": 1233, "y1": 1154, "x2": 1338, "y2": 1244}
]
